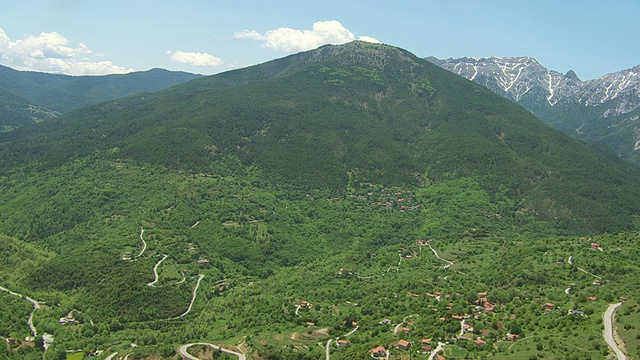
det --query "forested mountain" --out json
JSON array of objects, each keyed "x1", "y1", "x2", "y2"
[
  {"x1": 427, "y1": 56, "x2": 640, "y2": 163},
  {"x1": 0, "y1": 87, "x2": 59, "y2": 131},
  {"x1": 3, "y1": 42, "x2": 639, "y2": 232},
  {"x1": 0, "y1": 64, "x2": 201, "y2": 131},
  {"x1": 1, "y1": 42, "x2": 639, "y2": 359}
]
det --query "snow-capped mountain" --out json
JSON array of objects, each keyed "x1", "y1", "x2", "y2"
[{"x1": 427, "y1": 56, "x2": 640, "y2": 163}]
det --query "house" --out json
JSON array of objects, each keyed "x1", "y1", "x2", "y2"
[
  {"x1": 59, "y1": 313, "x2": 77, "y2": 326},
  {"x1": 397, "y1": 339, "x2": 411, "y2": 350},
  {"x1": 570, "y1": 310, "x2": 585, "y2": 317},
  {"x1": 543, "y1": 302, "x2": 554, "y2": 308},
  {"x1": 336, "y1": 339, "x2": 350, "y2": 348},
  {"x1": 421, "y1": 345, "x2": 433, "y2": 352},
  {"x1": 506, "y1": 333, "x2": 518, "y2": 341},
  {"x1": 478, "y1": 291, "x2": 487, "y2": 297},
  {"x1": 588, "y1": 296, "x2": 597, "y2": 301},
  {"x1": 475, "y1": 338, "x2": 486, "y2": 345},
  {"x1": 370, "y1": 346, "x2": 387, "y2": 359},
  {"x1": 42, "y1": 333, "x2": 54, "y2": 349},
  {"x1": 400, "y1": 327, "x2": 411, "y2": 333},
  {"x1": 306, "y1": 321, "x2": 315, "y2": 327}
]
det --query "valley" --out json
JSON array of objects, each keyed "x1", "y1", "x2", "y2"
[{"x1": 0, "y1": 42, "x2": 639, "y2": 360}]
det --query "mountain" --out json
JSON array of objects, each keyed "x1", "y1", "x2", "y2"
[
  {"x1": 1, "y1": 42, "x2": 639, "y2": 359},
  {"x1": 0, "y1": 64, "x2": 202, "y2": 116},
  {"x1": 427, "y1": 56, "x2": 640, "y2": 162},
  {"x1": 3, "y1": 41, "x2": 640, "y2": 232},
  {"x1": 0, "y1": 87, "x2": 60, "y2": 131}
]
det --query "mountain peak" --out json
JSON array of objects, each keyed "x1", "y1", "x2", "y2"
[
  {"x1": 563, "y1": 69, "x2": 580, "y2": 81},
  {"x1": 301, "y1": 41, "x2": 422, "y2": 70}
]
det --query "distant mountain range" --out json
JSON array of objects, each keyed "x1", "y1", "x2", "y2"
[
  {"x1": 427, "y1": 56, "x2": 640, "y2": 163},
  {"x1": 0, "y1": 64, "x2": 202, "y2": 131}
]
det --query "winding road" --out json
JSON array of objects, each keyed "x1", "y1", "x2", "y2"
[
  {"x1": 147, "y1": 254, "x2": 168, "y2": 287},
  {"x1": 179, "y1": 342, "x2": 245, "y2": 360},
  {"x1": 0, "y1": 285, "x2": 42, "y2": 336},
  {"x1": 393, "y1": 314, "x2": 418, "y2": 335},
  {"x1": 603, "y1": 302, "x2": 627, "y2": 360},
  {"x1": 170, "y1": 274, "x2": 205, "y2": 320},
  {"x1": 428, "y1": 341, "x2": 446, "y2": 360},
  {"x1": 427, "y1": 243, "x2": 454, "y2": 269},
  {"x1": 325, "y1": 326, "x2": 360, "y2": 360},
  {"x1": 325, "y1": 339, "x2": 332, "y2": 360},
  {"x1": 576, "y1": 266, "x2": 601, "y2": 279},
  {"x1": 136, "y1": 226, "x2": 147, "y2": 258}
]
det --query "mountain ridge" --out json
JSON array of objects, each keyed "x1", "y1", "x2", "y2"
[
  {"x1": 0, "y1": 64, "x2": 202, "y2": 131},
  {"x1": 427, "y1": 56, "x2": 640, "y2": 162},
  {"x1": 2, "y1": 41, "x2": 640, "y2": 232}
]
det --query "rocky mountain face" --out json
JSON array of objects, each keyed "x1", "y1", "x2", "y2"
[{"x1": 427, "y1": 56, "x2": 640, "y2": 162}]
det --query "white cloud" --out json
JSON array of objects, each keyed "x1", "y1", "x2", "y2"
[
  {"x1": 166, "y1": 51, "x2": 224, "y2": 67},
  {"x1": 234, "y1": 20, "x2": 380, "y2": 52},
  {"x1": 357, "y1": 35, "x2": 381, "y2": 44},
  {"x1": 0, "y1": 27, "x2": 132, "y2": 75}
]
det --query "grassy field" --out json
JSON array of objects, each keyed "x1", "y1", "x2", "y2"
[{"x1": 66, "y1": 352, "x2": 84, "y2": 360}]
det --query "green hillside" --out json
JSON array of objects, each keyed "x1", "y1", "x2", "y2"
[
  {"x1": 2, "y1": 42, "x2": 639, "y2": 232},
  {"x1": 0, "y1": 64, "x2": 201, "y2": 113},
  {"x1": 0, "y1": 42, "x2": 639, "y2": 359},
  {"x1": 0, "y1": 87, "x2": 60, "y2": 132}
]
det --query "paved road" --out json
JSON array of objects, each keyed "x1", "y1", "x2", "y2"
[
  {"x1": 325, "y1": 339, "x2": 332, "y2": 360},
  {"x1": 428, "y1": 342, "x2": 446, "y2": 360},
  {"x1": 0, "y1": 285, "x2": 41, "y2": 336},
  {"x1": 135, "y1": 226, "x2": 147, "y2": 258},
  {"x1": 325, "y1": 326, "x2": 359, "y2": 360},
  {"x1": 147, "y1": 254, "x2": 168, "y2": 287},
  {"x1": 179, "y1": 342, "x2": 245, "y2": 360},
  {"x1": 170, "y1": 274, "x2": 205, "y2": 319},
  {"x1": 603, "y1": 302, "x2": 627, "y2": 360},
  {"x1": 427, "y1": 243, "x2": 454, "y2": 268}
]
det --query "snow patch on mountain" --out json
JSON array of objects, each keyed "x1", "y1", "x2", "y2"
[{"x1": 427, "y1": 57, "x2": 640, "y2": 118}]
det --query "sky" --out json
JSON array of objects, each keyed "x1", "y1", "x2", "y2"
[{"x1": 0, "y1": 1, "x2": 638, "y2": 80}]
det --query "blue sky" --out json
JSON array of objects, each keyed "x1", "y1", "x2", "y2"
[{"x1": 0, "y1": 1, "x2": 637, "y2": 80}]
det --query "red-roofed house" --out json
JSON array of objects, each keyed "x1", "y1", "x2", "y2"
[
  {"x1": 337, "y1": 339, "x2": 350, "y2": 348},
  {"x1": 370, "y1": 346, "x2": 386, "y2": 359},
  {"x1": 397, "y1": 340, "x2": 411, "y2": 350},
  {"x1": 475, "y1": 339, "x2": 486, "y2": 345}
]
